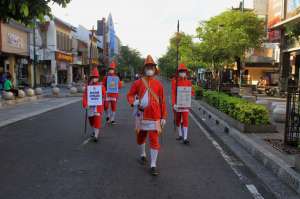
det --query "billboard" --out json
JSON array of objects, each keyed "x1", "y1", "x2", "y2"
[
  {"x1": 287, "y1": 0, "x2": 300, "y2": 18},
  {"x1": 268, "y1": 0, "x2": 283, "y2": 42}
]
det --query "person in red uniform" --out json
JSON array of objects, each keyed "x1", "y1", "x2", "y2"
[
  {"x1": 102, "y1": 61, "x2": 122, "y2": 125},
  {"x1": 82, "y1": 67, "x2": 106, "y2": 142},
  {"x1": 171, "y1": 63, "x2": 194, "y2": 145},
  {"x1": 127, "y1": 55, "x2": 167, "y2": 176}
]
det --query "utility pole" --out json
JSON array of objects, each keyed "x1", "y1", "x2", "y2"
[
  {"x1": 242, "y1": 0, "x2": 244, "y2": 12},
  {"x1": 176, "y1": 20, "x2": 180, "y2": 68},
  {"x1": 33, "y1": 17, "x2": 37, "y2": 88},
  {"x1": 89, "y1": 26, "x2": 95, "y2": 73}
]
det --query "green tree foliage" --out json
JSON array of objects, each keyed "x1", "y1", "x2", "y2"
[
  {"x1": 196, "y1": 10, "x2": 265, "y2": 72},
  {"x1": 0, "y1": 0, "x2": 71, "y2": 24},
  {"x1": 117, "y1": 45, "x2": 144, "y2": 78}
]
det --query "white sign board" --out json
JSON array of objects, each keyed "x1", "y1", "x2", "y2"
[
  {"x1": 177, "y1": 86, "x2": 191, "y2": 108},
  {"x1": 87, "y1": 85, "x2": 102, "y2": 106}
]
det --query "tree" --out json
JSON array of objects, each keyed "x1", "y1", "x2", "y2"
[
  {"x1": 0, "y1": 0, "x2": 71, "y2": 24},
  {"x1": 196, "y1": 10, "x2": 265, "y2": 84},
  {"x1": 117, "y1": 45, "x2": 144, "y2": 79}
]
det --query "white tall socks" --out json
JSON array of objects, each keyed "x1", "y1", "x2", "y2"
[
  {"x1": 140, "y1": 143, "x2": 146, "y2": 157},
  {"x1": 94, "y1": 128, "x2": 100, "y2": 138},
  {"x1": 111, "y1": 112, "x2": 116, "y2": 121},
  {"x1": 177, "y1": 126, "x2": 183, "y2": 137},
  {"x1": 183, "y1": 127, "x2": 188, "y2": 140},
  {"x1": 150, "y1": 149, "x2": 158, "y2": 168}
]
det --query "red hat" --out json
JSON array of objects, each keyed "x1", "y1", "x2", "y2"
[
  {"x1": 90, "y1": 67, "x2": 99, "y2": 77},
  {"x1": 144, "y1": 55, "x2": 156, "y2": 66},
  {"x1": 109, "y1": 60, "x2": 117, "y2": 69},
  {"x1": 178, "y1": 63, "x2": 188, "y2": 71}
]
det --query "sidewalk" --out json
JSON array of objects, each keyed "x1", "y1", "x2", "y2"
[
  {"x1": 191, "y1": 99, "x2": 300, "y2": 198},
  {"x1": 0, "y1": 97, "x2": 81, "y2": 128}
]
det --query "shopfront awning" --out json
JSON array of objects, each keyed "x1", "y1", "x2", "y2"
[{"x1": 271, "y1": 14, "x2": 300, "y2": 29}]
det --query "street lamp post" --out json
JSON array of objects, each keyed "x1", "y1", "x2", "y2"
[{"x1": 33, "y1": 17, "x2": 37, "y2": 88}]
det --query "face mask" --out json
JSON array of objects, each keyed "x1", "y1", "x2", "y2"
[
  {"x1": 108, "y1": 70, "x2": 114, "y2": 74},
  {"x1": 179, "y1": 72, "x2": 186, "y2": 78},
  {"x1": 145, "y1": 69, "x2": 155, "y2": 76},
  {"x1": 92, "y1": 78, "x2": 98, "y2": 83}
]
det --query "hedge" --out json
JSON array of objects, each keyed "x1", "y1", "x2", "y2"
[{"x1": 202, "y1": 91, "x2": 270, "y2": 125}]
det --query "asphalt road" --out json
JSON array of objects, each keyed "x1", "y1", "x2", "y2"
[{"x1": 0, "y1": 79, "x2": 275, "y2": 199}]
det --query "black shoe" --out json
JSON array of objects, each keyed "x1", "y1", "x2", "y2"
[
  {"x1": 90, "y1": 132, "x2": 95, "y2": 138},
  {"x1": 106, "y1": 117, "x2": 110, "y2": 122},
  {"x1": 139, "y1": 156, "x2": 147, "y2": 165},
  {"x1": 93, "y1": 137, "x2": 98, "y2": 143},
  {"x1": 176, "y1": 136, "x2": 183, "y2": 141},
  {"x1": 151, "y1": 167, "x2": 159, "y2": 176},
  {"x1": 111, "y1": 121, "x2": 116, "y2": 125},
  {"x1": 183, "y1": 140, "x2": 190, "y2": 145}
]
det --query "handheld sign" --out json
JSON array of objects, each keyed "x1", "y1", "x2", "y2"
[
  {"x1": 176, "y1": 86, "x2": 192, "y2": 108},
  {"x1": 107, "y1": 76, "x2": 119, "y2": 94},
  {"x1": 87, "y1": 85, "x2": 103, "y2": 106}
]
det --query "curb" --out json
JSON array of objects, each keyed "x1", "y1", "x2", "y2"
[
  {"x1": 191, "y1": 99, "x2": 300, "y2": 195},
  {"x1": 0, "y1": 98, "x2": 81, "y2": 128}
]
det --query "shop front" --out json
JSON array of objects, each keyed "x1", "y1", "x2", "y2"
[
  {"x1": 0, "y1": 21, "x2": 30, "y2": 88},
  {"x1": 55, "y1": 51, "x2": 73, "y2": 85}
]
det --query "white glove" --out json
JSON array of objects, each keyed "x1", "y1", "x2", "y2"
[
  {"x1": 173, "y1": 104, "x2": 178, "y2": 111},
  {"x1": 160, "y1": 119, "x2": 166, "y2": 128}
]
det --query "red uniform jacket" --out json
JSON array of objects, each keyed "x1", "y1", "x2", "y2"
[
  {"x1": 171, "y1": 77, "x2": 195, "y2": 107},
  {"x1": 102, "y1": 74, "x2": 122, "y2": 99},
  {"x1": 82, "y1": 82, "x2": 106, "y2": 113},
  {"x1": 127, "y1": 77, "x2": 167, "y2": 121}
]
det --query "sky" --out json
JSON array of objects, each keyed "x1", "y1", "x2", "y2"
[{"x1": 51, "y1": 0, "x2": 253, "y2": 59}]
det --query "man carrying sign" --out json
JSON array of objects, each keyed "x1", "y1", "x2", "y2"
[
  {"x1": 102, "y1": 61, "x2": 122, "y2": 125},
  {"x1": 171, "y1": 63, "x2": 194, "y2": 145},
  {"x1": 127, "y1": 55, "x2": 167, "y2": 176},
  {"x1": 82, "y1": 67, "x2": 106, "y2": 142}
]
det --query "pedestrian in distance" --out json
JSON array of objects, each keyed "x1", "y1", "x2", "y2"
[
  {"x1": 102, "y1": 60, "x2": 123, "y2": 125},
  {"x1": 82, "y1": 67, "x2": 106, "y2": 142},
  {"x1": 4, "y1": 72, "x2": 18, "y2": 97},
  {"x1": 127, "y1": 55, "x2": 167, "y2": 176},
  {"x1": 171, "y1": 63, "x2": 194, "y2": 145}
]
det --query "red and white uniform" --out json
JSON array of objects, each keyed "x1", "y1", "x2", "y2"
[
  {"x1": 171, "y1": 64, "x2": 194, "y2": 140},
  {"x1": 82, "y1": 82, "x2": 106, "y2": 129},
  {"x1": 102, "y1": 61, "x2": 122, "y2": 122},
  {"x1": 102, "y1": 74, "x2": 122, "y2": 112},
  {"x1": 127, "y1": 77, "x2": 167, "y2": 151}
]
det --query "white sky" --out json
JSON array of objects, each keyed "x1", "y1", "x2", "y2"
[{"x1": 51, "y1": 0, "x2": 253, "y2": 59}]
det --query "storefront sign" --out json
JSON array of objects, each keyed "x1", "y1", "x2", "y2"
[
  {"x1": 287, "y1": 0, "x2": 300, "y2": 19},
  {"x1": 268, "y1": 0, "x2": 283, "y2": 42},
  {"x1": 7, "y1": 32, "x2": 23, "y2": 48},
  {"x1": 87, "y1": 85, "x2": 103, "y2": 106},
  {"x1": 91, "y1": 59, "x2": 99, "y2": 65},
  {"x1": 176, "y1": 86, "x2": 192, "y2": 108},
  {"x1": 106, "y1": 76, "x2": 119, "y2": 94},
  {"x1": 55, "y1": 52, "x2": 73, "y2": 63}
]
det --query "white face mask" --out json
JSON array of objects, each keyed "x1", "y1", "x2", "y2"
[
  {"x1": 145, "y1": 69, "x2": 155, "y2": 76},
  {"x1": 108, "y1": 70, "x2": 114, "y2": 74},
  {"x1": 92, "y1": 78, "x2": 98, "y2": 83},
  {"x1": 179, "y1": 72, "x2": 186, "y2": 78}
]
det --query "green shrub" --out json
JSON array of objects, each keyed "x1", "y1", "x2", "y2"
[
  {"x1": 202, "y1": 91, "x2": 270, "y2": 125},
  {"x1": 193, "y1": 85, "x2": 203, "y2": 100}
]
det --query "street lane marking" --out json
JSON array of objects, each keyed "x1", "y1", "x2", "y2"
[
  {"x1": 246, "y1": 185, "x2": 265, "y2": 199},
  {"x1": 190, "y1": 113, "x2": 265, "y2": 199},
  {"x1": 81, "y1": 138, "x2": 92, "y2": 146}
]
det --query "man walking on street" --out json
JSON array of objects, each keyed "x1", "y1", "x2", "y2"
[
  {"x1": 127, "y1": 55, "x2": 167, "y2": 176},
  {"x1": 103, "y1": 61, "x2": 122, "y2": 125},
  {"x1": 171, "y1": 63, "x2": 194, "y2": 145},
  {"x1": 82, "y1": 67, "x2": 106, "y2": 142}
]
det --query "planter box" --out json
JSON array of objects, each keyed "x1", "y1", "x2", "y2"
[{"x1": 198, "y1": 100, "x2": 277, "y2": 134}]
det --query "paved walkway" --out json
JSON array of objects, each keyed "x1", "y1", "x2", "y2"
[{"x1": 0, "y1": 97, "x2": 81, "y2": 128}]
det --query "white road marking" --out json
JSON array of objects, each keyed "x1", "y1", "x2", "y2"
[
  {"x1": 81, "y1": 138, "x2": 92, "y2": 146},
  {"x1": 246, "y1": 185, "x2": 265, "y2": 199},
  {"x1": 190, "y1": 113, "x2": 265, "y2": 199}
]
